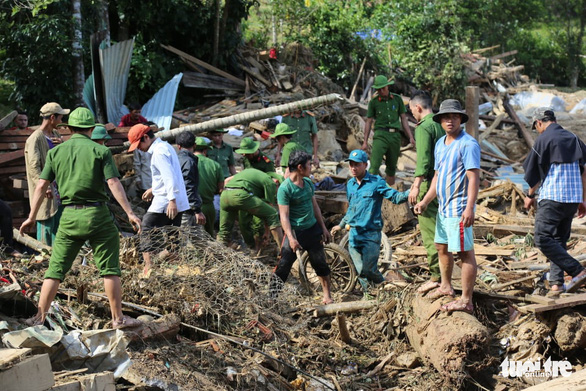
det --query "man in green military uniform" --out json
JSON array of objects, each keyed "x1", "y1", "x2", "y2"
[
  {"x1": 217, "y1": 168, "x2": 284, "y2": 249},
  {"x1": 235, "y1": 137, "x2": 275, "y2": 173},
  {"x1": 208, "y1": 128, "x2": 236, "y2": 179},
  {"x1": 407, "y1": 91, "x2": 445, "y2": 293},
  {"x1": 20, "y1": 108, "x2": 142, "y2": 329},
  {"x1": 281, "y1": 110, "x2": 319, "y2": 167},
  {"x1": 271, "y1": 123, "x2": 304, "y2": 177},
  {"x1": 193, "y1": 138, "x2": 224, "y2": 236},
  {"x1": 363, "y1": 75, "x2": 415, "y2": 186}
]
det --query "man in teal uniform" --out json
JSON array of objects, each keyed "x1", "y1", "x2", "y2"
[
  {"x1": 408, "y1": 91, "x2": 445, "y2": 293},
  {"x1": 271, "y1": 123, "x2": 304, "y2": 177},
  {"x1": 331, "y1": 150, "x2": 409, "y2": 291},
  {"x1": 217, "y1": 168, "x2": 284, "y2": 248},
  {"x1": 281, "y1": 110, "x2": 319, "y2": 167},
  {"x1": 208, "y1": 128, "x2": 236, "y2": 179},
  {"x1": 275, "y1": 150, "x2": 333, "y2": 304},
  {"x1": 193, "y1": 138, "x2": 224, "y2": 237},
  {"x1": 363, "y1": 75, "x2": 415, "y2": 186},
  {"x1": 20, "y1": 108, "x2": 142, "y2": 329},
  {"x1": 235, "y1": 137, "x2": 275, "y2": 173}
]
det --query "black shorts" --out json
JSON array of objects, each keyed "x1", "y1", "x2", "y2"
[{"x1": 140, "y1": 211, "x2": 183, "y2": 252}]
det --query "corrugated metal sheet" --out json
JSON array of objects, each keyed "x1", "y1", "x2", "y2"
[
  {"x1": 82, "y1": 73, "x2": 96, "y2": 117},
  {"x1": 142, "y1": 73, "x2": 183, "y2": 131},
  {"x1": 99, "y1": 38, "x2": 134, "y2": 125}
]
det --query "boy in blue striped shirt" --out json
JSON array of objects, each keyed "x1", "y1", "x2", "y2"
[{"x1": 414, "y1": 99, "x2": 480, "y2": 314}]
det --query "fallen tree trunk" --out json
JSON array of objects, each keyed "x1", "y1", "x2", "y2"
[
  {"x1": 313, "y1": 300, "x2": 377, "y2": 317},
  {"x1": 405, "y1": 295, "x2": 489, "y2": 380}
]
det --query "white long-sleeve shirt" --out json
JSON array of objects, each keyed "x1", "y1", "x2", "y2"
[{"x1": 147, "y1": 138, "x2": 189, "y2": 214}]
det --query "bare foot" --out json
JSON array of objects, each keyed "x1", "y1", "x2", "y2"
[
  {"x1": 417, "y1": 280, "x2": 440, "y2": 294},
  {"x1": 322, "y1": 297, "x2": 334, "y2": 305}
]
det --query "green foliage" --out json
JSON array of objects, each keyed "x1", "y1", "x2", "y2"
[{"x1": 376, "y1": 0, "x2": 469, "y2": 103}]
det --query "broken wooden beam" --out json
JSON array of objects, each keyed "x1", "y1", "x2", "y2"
[
  {"x1": 519, "y1": 293, "x2": 586, "y2": 314},
  {"x1": 12, "y1": 228, "x2": 52, "y2": 253},
  {"x1": 396, "y1": 244, "x2": 514, "y2": 257},
  {"x1": 503, "y1": 98, "x2": 534, "y2": 148},
  {"x1": 313, "y1": 300, "x2": 377, "y2": 317},
  {"x1": 182, "y1": 71, "x2": 244, "y2": 91},
  {"x1": 336, "y1": 313, "x2": 351, "y2": 344}
]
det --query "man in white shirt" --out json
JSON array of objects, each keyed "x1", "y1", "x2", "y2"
[{"x1": 128, "y1": 124, "x2": 189, "y2": 275}]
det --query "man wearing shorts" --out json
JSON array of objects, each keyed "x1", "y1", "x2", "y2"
[
  {"x1": 20, "y1": 107, "x2": 142, "y2": 329},
  {"x1": 275, "y1": 151, "x2": 333, "y2": 304},
  {"x1": 414, "y1": 99, "x2": 480, "y2": 314},
  {"x1": 127, "y1": 124, "x2": 189, "y2": 276}
]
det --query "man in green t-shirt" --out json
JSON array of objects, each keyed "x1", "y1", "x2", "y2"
[
  {"x1": 408, "y1": 91, "x2": 445, "y2": 294},
  {"x1": 20, "y1": 108, "x2": 142, "y2": 329},
  {"x1": 208, "y1": 128, "x2": 236, "y2": 179},
  {"x1": 217, "y1": 168, "x2": 283, "y2": 249},
  {"x1": 275, "y1": 150, "x2": 333, "y2": 304},
  {"x1": 281, "y1": 110, "x2": 319, "y2": 167},
  {"x1": 270, "y1": 123, "x2": 304, "y2": 178},
  {"x1": 193, "y1": 137, "x2": 224, "y2": 237},
  {"x1": 235, "y1": 137, "x2": 275, "y2": 173},
  {"x1": 363, "y1": 75, "x2": 415, "y2": 186}
]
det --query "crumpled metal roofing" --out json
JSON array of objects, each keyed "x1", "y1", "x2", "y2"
[
  {"x1": 142, "y1": 73, "x2": 183, "y2": 131},
  {"x1": 82, "y1": 73, "x2": 96, "y2": 117},
  {"x1": 99, "y1": 38, "x2": 134, "y2": 125}
]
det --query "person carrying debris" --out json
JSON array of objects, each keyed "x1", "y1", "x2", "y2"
[
  {"x1": 523, "y1": 108, "x2": 586, "y2": 295},
  {"x1": 235, "y1": 137, "x2": 276, "y2": 173},
  {"x1": 408, "y1": 91, "x2": 445, "y2": 294},
  {"x1": 331, "y1": 149, "x2": 409, "y2": 291},
  {"x1": 24, "y1": 102, "x2": 68, "y2": 246},
  {"x1": 362, "y1": 75, "x2": 415, "y2": 186},
  {"x1": 275, "y1": 150, "x2": 333, "y2": 304},
  {"x1": 193, "y1": 137, "x2": 224, "y2": 237},
  {"x1": 414, "y1": 99, "x2": 480, "y2": 314},
  {"x1": 176, "y1": 131, "x2": 206, "y2": 228},
  {"x1": 281, "y1": 110, "x2": 319, "y2": 167},
  {"x1": 270, "y1": 123, "x2": 304, "y2": 177},
  {"x1": 19, "y1": 107, "x2": 142, "y2": 329},
  {"x1": 127, "y1": 124, "x2": 190, "y2": 276},
  {"x1": 216, "y1": 168, "x2": 284, "y2": 249},
  {"x1": 208, "y1": 128, "x2": 236, "y2": 179}
]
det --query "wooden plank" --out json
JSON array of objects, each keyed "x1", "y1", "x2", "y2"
[
  {"x1": 161, "y1": 44, "x2": 246, "y2": 87},
  {"x1": 519, "y1": 293, "x2": 586, "y2": 314},
  {"x1": 182, "y1": 71, "x2": 244, "y2": 91},
  {"x1": 0, "y1": 141, "x2": 25, "y2": 150},
  {"x1": 503, "y1": 98, "x2": 534, "y2": 148},
  {"x1": 51, "y1": 371, "x2": 115, "y2": 391},
  {"x1": 0, "y1": 128, "x2": 35, "y2": 137},
  {"x1": 241, "y1": 66, "x2": 272, "y2": 87},
  {"x1": 397, "y1": 244, "x2": 514, "y2": 257},
  {"x1": 0, "y1": 165, "x2": 26, "y2": 175},
  {"x1": 0, "y1": 150, "x2": 24, "y2": 166},
  {"x1": 0, "y1": 111, "x2": 17, "y2": 131},
  {"x1": 489, "y1": 50, "x2": 518, "y2": 61},
  {"x1": 522, "y1": 368, "x2": 586, "y2": 391},
  {"x1": 0, "y1": 354, "x2": 55, "y2": 391},
  {"x1": 465, "y1": 86, "x2": 480, "y2": 139},
  {"x1": 0, "y1": 348, "x2": 32, "y2": 370}
]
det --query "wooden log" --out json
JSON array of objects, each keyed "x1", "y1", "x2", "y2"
[
  {"x1": 503, "y1": 98, "x2": 534, "y2": 148},
  {"x1": 336, "y1": 312, "x2": 351, "y2": 344},
  {"x1": 405, "y1": 295, "x2": 489, "y2": 379},
  {"x1": 349, "y1": 57, "x2": 366, "y2": 102},
  {"x1": 12, "y1": 228, "x2": 52, "y2": 253},
  {"x1": 396, "y1": 244, "x2": 514, "y2": 257},
  {"x1": 161, "y1": 44, "x2": 246, "y2": 87},
  {"x1": 522, "y1": 368, "x2": 586, "y2": 391},
  {"x1": 313, "y1": 300, "x2": 377, "y2": 317},
  {"x1": 0, "y1": 110, "x2": 17, "y2": 131},
  {"x1": 465, "y1": 86, "x2": 480, "y2": 140}
]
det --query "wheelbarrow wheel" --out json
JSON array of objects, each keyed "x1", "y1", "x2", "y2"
[{"x1": 300, "y1": 243, "x2": 356, "y2": 293}]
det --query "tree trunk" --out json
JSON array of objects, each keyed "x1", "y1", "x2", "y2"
[
  {"x1": 213, "y1": 0, "x2": 221, "y2": 65},
  {"x1": 72, "y1": 0, "x2": 85, "y2": 106},
  {"x1": 271, "y1": 1, "x2": 277, "y2": 47},
  {"x1": 98, "y1": 0, "x2": 110, "y2": 44}
]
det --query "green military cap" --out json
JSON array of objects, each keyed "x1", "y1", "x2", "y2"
[
  {"x1": 270, "y1": 123, "x2": 296, "y2": 138},
  {"x1": 63, "y1": 107, "x2": 102, "y2": 128},
  {"x1": 372, "y1": 75, "x2": 395, "y2": 89},
  {"x1": 91, "y1": 125, "x2": 112, "y2": 140},
  {"x1": 194, "y1": 137, "x2": 211, "y2": 150},
  {"x1": 209, "y1": 128, "x2": 228, "y2": 133},
  {"x1": 235, "y1": 137, "x2": 260, "y2": 154}
]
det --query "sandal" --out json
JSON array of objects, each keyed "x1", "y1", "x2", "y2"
[
  {"x1": 565, "y1": 272, "x2": 586, "y2": 293},
  {"x1": 24, "y1": 314, "x2": 45, "y2": 327},
  {"x1": 425, "y1": 287, "x2": 455, "y2": 300},
  {"x1": 440, "y1": 299, "x2": 474, "y2": 314},
  {"x1": 417, "y1": 280, "x2": 440, "y2": 294}
]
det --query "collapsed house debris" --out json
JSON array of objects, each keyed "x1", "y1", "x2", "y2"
[{"x1": 2, "y1": 44, "x2": 586, "y2": 390}]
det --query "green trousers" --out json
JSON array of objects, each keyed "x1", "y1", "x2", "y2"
[
  {"x1": 202, "y1": 202, "x2": 216, "y2": 237},
  {"x1": 417, "y1": 180, "x2": 440, "y2": 280},
  {"x1": 369, "y1": 131, "x2": 401, "y2": 177},
  {"x1": 217, "y1": 189, "x2": 280, "y2": 244}
]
